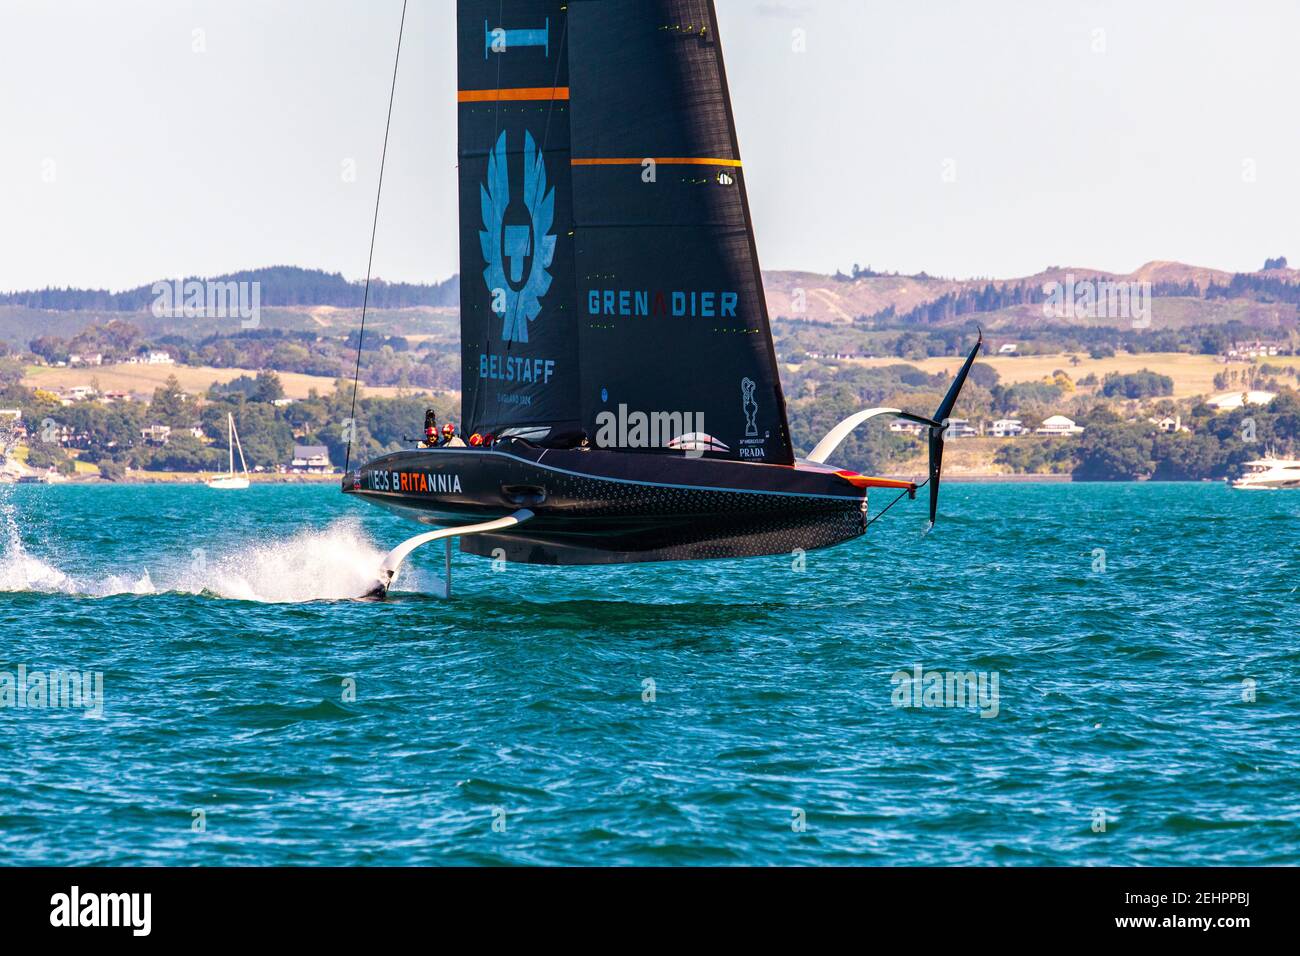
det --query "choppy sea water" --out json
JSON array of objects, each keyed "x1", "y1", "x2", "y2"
[{"x1": 0, "y1": 481, "x2": 1296, "y2": 866}]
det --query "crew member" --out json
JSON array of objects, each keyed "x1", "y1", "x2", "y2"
[
  {"x1": 442, "y1": 422, "x2": 466, "y2": 448},
  {"x1": 423, "y1": 409, "x2": 439, "y2": 448}
]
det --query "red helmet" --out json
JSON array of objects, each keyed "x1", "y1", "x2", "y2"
[
  {"x1": 443, "y1": 422, "x2": 456, "y2": 436},
  {"x1": 468, "y1": 433, "x2": 483, "y2": 447}
]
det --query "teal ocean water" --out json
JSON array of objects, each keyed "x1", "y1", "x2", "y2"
[{"x1": 0, "y1": 481, "x2": 1296, "y2": 865}]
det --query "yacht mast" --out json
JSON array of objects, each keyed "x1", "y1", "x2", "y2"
[{"x1": 230, "y1": 414, "x2": 249, "y2": 476}]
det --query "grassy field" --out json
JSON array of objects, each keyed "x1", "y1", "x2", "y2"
[
  {"x1": 845, "y1": 352, "x2": 1300, "y2": 399},
  {"x1": 22, "y1": 363, "x2": 422, "y2": 401}
]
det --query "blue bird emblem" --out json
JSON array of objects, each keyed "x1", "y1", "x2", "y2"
[{"x1": 480, "y1": 130, "x2": 556, "y2": 343}]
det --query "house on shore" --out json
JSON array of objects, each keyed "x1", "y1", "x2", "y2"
[
  {"x1": 290, "y1": 445, "x2": 333, "y2": 474},
  {"x1": 943, "y1": 418, "x2": 979, "y2": 438},
  {"x1": 1150, "y1": 415, "x2": 1188, "y2": 433},
  {"x1": 1035, "y1": 415, "x2": 1084, "y2": 436},
  {"x1": 888, "y1": 421, "x2": 925, "y2": 437},
  {"x1": 62, "y1": 385, "x2": 98, "y2": 403},
  {"x1": 126, "y1": 350, "x2": 175, "y2": 366}
]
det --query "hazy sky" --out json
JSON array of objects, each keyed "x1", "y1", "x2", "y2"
[{"x1": 1, "y1": 0, "x2": 1296, "y2": 291}]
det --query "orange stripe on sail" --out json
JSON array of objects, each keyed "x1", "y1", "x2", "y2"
[
  {"x1": 571, "y1": 157, "x2": 742, "y2": 168},
  {"x1": 457, "y1": 87, "x2": 569, "y2": 102}
]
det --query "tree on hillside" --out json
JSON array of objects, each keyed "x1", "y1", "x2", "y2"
[
  {"x1": 27, "y1": 446, "x2": 75, "y2": 475},
  {"x1": 1049, "y1": 370, "x2": 1075, "y2": 393},
  {"x1": 1150, "y1": 432, "x2": 1225, "y2": 480},
  {"x1": 30, "y1": 335, "x2": 70, "y2": 365},
  {"x1": 139, "y1": 434, "x2": 222, "y2": 472},
  {"x1": 197, "y1": 401, "x2": 294, "y2": 469},
  {"x1": 268, "y1": 341, "x2": 312, "y2": 371},
  {"x1": 148, "y1": 375, "x2": 197, "y2": 426},
  {"x1": 994, "y1": 381, "x2": 1063, "y2": 414},
  {"x1": 1101, "y1": 370, "x2": 1174, "y2": 400},
  {"x1": 1072, "y1": 423, "x2": 1156, "y2": 480},
  {"x1": 69, "y1": 319, "x2": 142, "y2": 359},
  {"x1": 968, "y1": 362, "x2": 1000, "y2": 389},
  {"x1": 99, "y1": 406, "x2": 149, "y2": 455},
  {"x1": 0, "y1": 358, "x2": 24, "y2": 389},
  {"x1": 1265, "y1": 391, "x2": 1300, "y2": 443},
  {"x1": 1199, "y1": 327, "x2": 1231, "y2": 355},
  {"x1": 253, "y1": 370, "x2": 285, "y2": 404}
]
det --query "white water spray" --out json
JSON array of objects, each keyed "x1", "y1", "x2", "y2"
[
  {"x1": 171, "y1": 520, "x2": 391, "y2": 602},
  {"x1": 0, "y1": 495, "x2": 397, "y2": 602},
  {"x1": 0, "y1": 486, "x2": 71, "y2": 593}
]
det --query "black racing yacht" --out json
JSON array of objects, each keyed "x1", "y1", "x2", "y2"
[{"x1": 343, "y1": 0, "x2": 980, "y2": 595}]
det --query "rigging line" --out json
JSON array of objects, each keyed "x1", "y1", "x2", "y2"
[
  {"x1": 345, "y1": 0, "x2": 408, "y2": 475},
  {"x1": 537, "y1": 13, "x2": 569, "y2": 155},
  {"x1": 865, "y1": 477, "x2": 930, "y2": 531}
]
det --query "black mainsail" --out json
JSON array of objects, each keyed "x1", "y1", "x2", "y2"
[
  {"x1": 458, "y1": 0, "x2": 793, "y2": 464},
  {"x1": 458, "y1": 1, "x2": 580, "y2": 438}
]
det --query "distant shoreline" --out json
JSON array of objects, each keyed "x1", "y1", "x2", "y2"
[
  {"x1": 16, "y1": 473, "x2": 343, "y2": 486},
  {"x1": 892, "y1": 473, "x2": 1074, "y2": 483}
]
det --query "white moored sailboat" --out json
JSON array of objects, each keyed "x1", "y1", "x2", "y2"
[{"x1": 207, "y1": 412, "x2": 251, "y2": 490}]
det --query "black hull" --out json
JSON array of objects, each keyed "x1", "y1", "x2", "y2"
[{"x1": 344, "y1": 444, "x2": 867, "y2": 566}]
